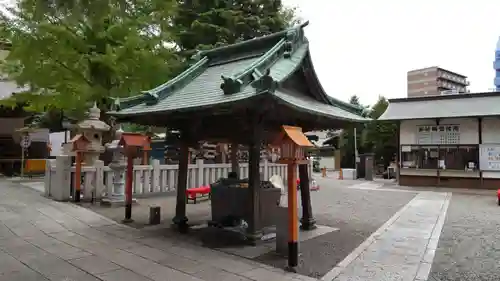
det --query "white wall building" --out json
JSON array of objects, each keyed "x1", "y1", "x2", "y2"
[{"x1": 380, "y1": 91, "x2": 500, "y2": 189}]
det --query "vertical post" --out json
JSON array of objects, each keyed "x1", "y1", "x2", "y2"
[
  {"x1": 396, "y1": 121, "x2": 401, "y2": 184},
  {"x1": 478, "y1": 117, "x2": 483, "y2": 188},
  {"x1": 123, "y1": 155, "x2": 134, "y2": 223},
  {"x1": 94, "y1": 160, "x2": 104, "y2": 201},
  {"x1": 299, "y1": 164, "x2": 316, "y2": 230},
  {"x1": 287, "y1": 162, "x2": 299, "y2": 269},
  {"x1": 196, "y1": 158, "x2": 204, "y2": 186},
  {"x1": 20, "y1": 147, "x2": 25, "y2": 178},
  {"x1": 173, "y1": 139, "x2": 189, "y2": 231},
  {"x1": 247, "y1": 126, "x2": 262, "y2": 242},
  {"x1": 436, "y1": 119, "x2": 441, "y2": 186},
  {"x1": 354, "y1": 127, "x2": 358, "y2": 177},
  {"x1": 142, "y1": 150, "x2": 148, "y2": 165},
  {"x1": 74, "y1": 151, "x2": 82, "y2": 202},
  {"x1": 231, "y1": 141, "x2": 239, "y2": 178}
]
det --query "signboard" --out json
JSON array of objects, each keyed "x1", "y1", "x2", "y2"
[
  {"x1": 479, "y1": 144, "x2": 500, "y2": 171},
  {"x1": 20, "y1": 135, "x2": 31, "y2": 149},
  {"x1": 29, "y1": 128, "x2": 50, "y2": 142},
  {"x1": 416, "y1": 125, "x2": 460, "y2": 145}
]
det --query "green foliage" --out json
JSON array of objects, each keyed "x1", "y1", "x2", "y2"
[
  {"x1": 363, "y1": 96, "x2": 398, "y2": 168},
  {"x1": 339, "y1": 95, "x2": 365, "y2": 168},
  {"x1": 337, "y1": 95, "x2": 397, "y2": 169},
  {"x1": 0, "y1": 0, "x2": 181, "y2": 120},
  {"x1": 173, "y1": 0, "x2": 299, "y2": 56}
]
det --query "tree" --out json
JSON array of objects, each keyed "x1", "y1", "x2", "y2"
[
  {"x1": 364, "y1": 96, "x2": 398, "y2": 168},
  {"x1": 172, "y1": 0, "x2": 299, "y2": 57},
  {"x1": 0, "y1": 0, "x2": 181, "y2": 125},
  {"x1": 339, "y1": 95, "x2": 366, "y2": 168}
]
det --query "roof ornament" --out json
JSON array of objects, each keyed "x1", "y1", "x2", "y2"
[
  {"x1": 143, "y1": 91, "x2": 159, "y2": 105},
  {"x1": 284, "y1": 29, "x2": 298, "y2": 58},
  {"x1": 220, "y1": 75, "x2": 243, "y2": 95},
  {"x1": 89, "y1": 102, "x2": 101, "y2": 120},
  {"x1": 112, "y1": 97, "x2": 121, "y2": 112},
  {"x1": 252, "y1": 69, "x2": 278, "y2": 94}
]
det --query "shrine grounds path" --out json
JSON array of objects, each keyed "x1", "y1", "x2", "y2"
[
  {"x1": 7, "y1": 175, "x2": 500, "y2": 281},
  {"x1": 0, "y1": 179, "x2": 315, "y2": 281}
]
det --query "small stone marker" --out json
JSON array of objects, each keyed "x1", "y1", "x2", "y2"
[{"x1": 149, "y1": 205, "x2": 161, "y2": 225}]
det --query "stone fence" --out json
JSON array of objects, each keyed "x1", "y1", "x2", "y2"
[{"x1": 44, "y1": 156, "x2": 312, "y2": 201}]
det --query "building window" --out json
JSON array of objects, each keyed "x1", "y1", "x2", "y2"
[
  {"x1": 401, "y1": 146, "x2": 438, "y2": 169},
  {"x1": 401, "y1": 145, "x2": 478, "y2": 170},
  {"x1": 439, "y1": 146, "x2": 478, "y2": 170}
]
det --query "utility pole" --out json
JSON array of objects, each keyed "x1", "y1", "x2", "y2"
[{"x1": 354, "y1": 127, "x2": 358, "y2": 178}]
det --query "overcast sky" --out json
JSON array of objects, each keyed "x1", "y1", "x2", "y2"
[{"x1": 284, "y1": 0, "x2": 500, "y2": 106}]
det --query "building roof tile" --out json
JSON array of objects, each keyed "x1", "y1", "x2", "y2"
[
  {"x1": 379, "y1": 92, "x2": 500, "y2": 120},
  {"x1": 111, "y1": 22, "x2": 368, "y2": 123}
]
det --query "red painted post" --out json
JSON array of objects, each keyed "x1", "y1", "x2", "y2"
[
  {"x1": 287, "y1": 162, "x2": 298, "y2": 269},
  {"x1": 124, "y1": 155, "x2": 134, "y2": 223},
  {"x1": 74, "y1": 152, "x2": 82, "y2": 203}
]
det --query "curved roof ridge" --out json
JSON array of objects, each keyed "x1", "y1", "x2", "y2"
[
  {"x1": 197, "y1": 21, "x2": 310, "y2": 60},
  {"x1": 115, "y1": 57, "x2": 209, "y2": 109},
  {"x1": 220, "y1": 23, "x2": 309, "y2": 95}
]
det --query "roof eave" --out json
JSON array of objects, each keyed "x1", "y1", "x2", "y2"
[
  {"x1": 270, "y1": 93, "x2": 371, "y2": 123},
  {"x1": 301, "y1": 52, "x2": 365, "y2": 117}
]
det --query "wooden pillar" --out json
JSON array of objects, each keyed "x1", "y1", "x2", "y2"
[
  {"x1": 123, "y1": 155, "x2": 134, "y2": 223},
  {"x1": 173, "y1": 136, "x2": 189, "y2": 231},
  {"x1": 478, "y1": 117, "x2": 483, "y2": 188},
  {"x1": 231, "y1": 141, "x2": 239, "y2": 177},
  {"x1": 299, "y1": 164, "x2": 316, "y2": 230},
  {"x1": 287, "y1": 161, "x2": 299, "y2": 269},
  {"x1": 142, "y1": 151, "x2": 147, "y2": 165},
  {"x1": 246, "y1": 125, "x2": 262, "y2": 242},
  {"x1": 74, "y1": 151, "x2": 82, "y2": 203}
]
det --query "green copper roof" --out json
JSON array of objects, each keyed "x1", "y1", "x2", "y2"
[{"x1": 111, "y1": 22, "x2": 368, "y2": 122}]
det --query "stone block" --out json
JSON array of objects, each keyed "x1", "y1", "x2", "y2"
[{"x1": 149, "y1": 205, "x2": 161, "y2": 225}]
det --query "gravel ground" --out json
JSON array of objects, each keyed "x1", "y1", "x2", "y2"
[
  {"x1": 256, "y1": 186, "x2": 417, "y2": 278},
  {"x1": 429, "y1": 193, "x2": 500, "y2": 281}
]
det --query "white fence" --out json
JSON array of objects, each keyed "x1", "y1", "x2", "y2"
[{"x1": 44, "y1": 157, "x2": 311, "y2": 201}]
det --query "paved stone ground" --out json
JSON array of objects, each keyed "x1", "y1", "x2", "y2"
[
  {"x1": 0, "y1": 179, "x2": 314, "y2": 281},
  {"x1": 428, "y1": 193, "x2": 500, "y2": 281}
]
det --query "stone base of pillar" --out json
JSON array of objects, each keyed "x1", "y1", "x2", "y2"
[
  {"x1": 172, "y1": 216, "x2": 189, "y2": 233},
  {"x1": 300, "y1": 217, "x2": 317, "y2": 231},
  {"x1": 245, "y1": 230, "x2": 263, "y2": 245},
  {"x1": 101, "y1": 195, "x2": 136, "y2": 206}
]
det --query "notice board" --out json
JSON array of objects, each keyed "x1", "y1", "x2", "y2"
[{"x1": 479, "y1": 144, "x2": 500, "y2": 171}]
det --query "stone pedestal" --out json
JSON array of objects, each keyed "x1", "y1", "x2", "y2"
[
  {"x1": 52, "y1": 156, "x2": 72, "y2": 201},
  {"x1": 363, "y1": 153, "x2": 375, "y2": 181}
]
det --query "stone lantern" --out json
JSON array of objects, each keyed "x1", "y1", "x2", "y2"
[
  {"x1": 102, "y1": 125, "x2": 128, "y2": 205},
  {"x1": 75, "y1": 103, "x2": 111, "y2": 165}
]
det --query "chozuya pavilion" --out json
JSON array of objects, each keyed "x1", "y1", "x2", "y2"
[{"x1": 110, "y1": 21, "x2": 368, "y2": 239}]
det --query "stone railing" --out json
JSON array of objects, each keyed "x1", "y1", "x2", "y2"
[{"x1": 44, "y1": 157, "x2": 311, "y2": 201}]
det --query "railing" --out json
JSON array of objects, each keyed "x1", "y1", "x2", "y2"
[{"x1": 44, "y1": 158, "x2": 310, "y2": 201}]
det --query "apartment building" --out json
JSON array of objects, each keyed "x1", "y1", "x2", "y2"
[{"x1": 407, "y1": 67, "x2": 469, "y2": 98}]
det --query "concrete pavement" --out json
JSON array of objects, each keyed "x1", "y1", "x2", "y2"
[
  {"x1": 0, "y1": 179, "x2": 314, "y2": 281},
  {"x1": 321, "y1": 191, "x2": 451, "y2": 281}
]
